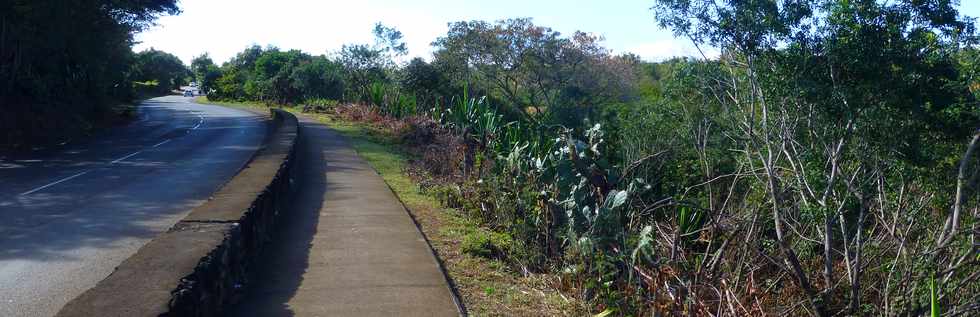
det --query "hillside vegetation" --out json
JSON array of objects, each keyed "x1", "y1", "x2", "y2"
[{"x1": 198, "y1": 1, "x2": 980, "y2": 315}]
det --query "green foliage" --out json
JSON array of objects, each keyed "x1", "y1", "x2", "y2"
[
  {"x1": 644, "y1": 0, "x2": 980, "y2": 315},
  {"x1": 132, "y1": 80, "x2": 160, "y2": 98},
  {"x1": 0, "y1": 0, "x2": 178, "y2": 148},
  {"x1": 212, "y1": 67, "x2": 247, "y2": 100},
  {"x1": 302, "y1": 98, "x2": 339, "y2": 113},
  {"x1": 290, "y1": 56, "x2": 345, "y2": 100},
  {"x1": 208, "y1": 46, "x2": 345, "y2": 105},
  {"x1": 205, "y1": 24, "x2": 406, "y2": 107},
  {"x1": 365, "y1": 81, "x2": 418, "y2": 119},
  {"x1": 337, "y1": 23, "x2": 408, "y2": 102},
  {"x1": 432, "y1": 18, "x2": 639, "y2": 126},
  {"x1": 178, "y1": 11, "x2": 980, "y2": 315},
  {"x1": 132, "y1": 48, "x2": 189, "y2": 92},
  {"x1": 191, "y1": 54, "x2": 221, "y2": 94},
  {"x1": 399, "y1": 57, "x2": 449, "y2": 107},
  {"x1": 372, "y1": 22, "x2": 408, "y2": 58},
  {"x1": 461, "y1": 229, "x2": 513, "y2": 258},
  {"x1": 285, "y1": 6, "x2": 979, "y2": 316}
]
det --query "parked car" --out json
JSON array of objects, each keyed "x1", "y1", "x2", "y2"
[{"x1": 183, "y1": 90, "x2": 194, "y2": 97}]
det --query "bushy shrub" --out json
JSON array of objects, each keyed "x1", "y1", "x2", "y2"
[
  {"x1": 461, "y1": 229, "x2": 513, "y2": 259},
  {"x1": 301, "y1": 98, "x2": 338, "y2": 113}
]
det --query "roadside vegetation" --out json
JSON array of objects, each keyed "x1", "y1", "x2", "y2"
[
  {"x1": 0, "y1": 1, "x2": 193, "y2": 150},
  {"x1": 9, "y1": 0, "x2": 978, "y2": 314},
  {"x1": 198, "y1": 1, "x2": 980, "y2": 315},
  {"x1": 319, "y1": 112, "x2": 592, "y2": 315},
  {"x1": 198, "y1": 95, "x2": 587, "y2": 315}
]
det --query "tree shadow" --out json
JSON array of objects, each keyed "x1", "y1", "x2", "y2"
[
  {"x1": 0, "y1": 97, "x2": 268, "y2": 316},
  {"x1": 226, "y1": 124, "x2": 327, "y2": 317},
  {"x1": 0, "y1": 107, "x2": 267, "y2": 259}
]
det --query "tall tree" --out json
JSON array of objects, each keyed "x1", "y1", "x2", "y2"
[
  {"x1": 133, "y1": 48, "x2": 189, "y2": 92},
  {"x1": 191, "y1": 54, "x2": 221, "y2": 95},
  {"x1": 338, "y1": 23, "x2": 408, "y2": 101},
  {"x1": 432, "y1": 18, "x2": 638, "y2": 124},
  {"x1": 289, "y1": 55, "x2": 345, "y2": 101},
  {"x1": 0, "y1": 0, "x2": 179, "y2": 148}
]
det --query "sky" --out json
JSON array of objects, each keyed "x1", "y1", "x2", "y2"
[{"x1": 135, "y1": 0, "x2": 980, "y2": 66}]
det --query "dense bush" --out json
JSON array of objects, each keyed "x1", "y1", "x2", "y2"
[
  {"x1": 205, "y1": 46, "x2": 345, "y2": 105},
  {"x1": 0, "y1": 0, "x2": 179, "y2": 148},
  {"x1": 132, "y1": 48, "x2": 190, "y2": 93}
]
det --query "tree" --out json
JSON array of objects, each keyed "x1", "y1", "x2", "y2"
[
  {"x1": 133, "y1": 48, "x2": 189, "y2": 92},
  {"x1": 190, "y1": 54, "x2": 213, "y2": 82},
  {"x1": 211, "y1": 67, "x2": 247, "y2": 101},
  {"x1": 289, "y1": 55, "x2": 345, "y2": 101},
  {"x1": 432, "y1": 18, "x2": 638, "y2": 124},
  {"x1": 399, "y1": 57, "x2": 447, "y2": 107},
  {"x1": 199, "y1": 65, "x2": 221, "y2": 95},
  {"x1": 190, "y1": 53, "x2": 221, "y2": 93},
  {"x1": 372, "y1": 22, "x2": 408, "y2": 59},
  {"x1": 338, "y1": 23, "x2": 408, "y2": 101},
  {"x1": 650, "y1": 0, "x2": 979, "y2": 315},
  {"x1": 208, "y1": 46, "x2": 346, "y2": 104},
  {"x1": 251, "y1": 48, "x2": 307, "y2": 103},
  {"x1": 0, "y1": 0, "x2": 179, "y2": 148},
  {"x1": 961, "y1": 46, "x2": 980, "y2": 99}
]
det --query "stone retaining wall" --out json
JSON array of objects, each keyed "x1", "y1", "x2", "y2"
[{"x1": 56, "y1": 109, "x2": 299, "y2": 317}]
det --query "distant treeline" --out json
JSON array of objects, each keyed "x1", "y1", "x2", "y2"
[
  {"x1": 0, "y1": 0, "x2": 189, "y2": 149},
  {"x1": 197, "y1": 20, "x2": 640, "y2": 129}
]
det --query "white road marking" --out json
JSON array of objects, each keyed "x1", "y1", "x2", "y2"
[
  {"x1": 19, "y1": 171, "x2": 90, "y2": 196},
  {"x1": 110, "y1": 151, "x2": 142, "y2": 164},
  {"x1": 18, "y1": 108, "x2": 206, "y2": 196},
  {"x1": 192, "y1": 113, "x2": 204, "y2": 130},
  {"x1": 152, "y1": 139, "x2": 171, "y2": 148}
]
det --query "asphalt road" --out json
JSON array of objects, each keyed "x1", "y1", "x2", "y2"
[{"x1": 0, "y1": 96, "x2": 266, "y2": 316}]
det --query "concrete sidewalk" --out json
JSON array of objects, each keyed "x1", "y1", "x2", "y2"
[{"x1": 230, "y1": 117, "x2": 460, "y2": 316}]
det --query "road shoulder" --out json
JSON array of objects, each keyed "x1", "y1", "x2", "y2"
[{"x1": 230, "y1": 115, "x2": 461, "y2": 316}]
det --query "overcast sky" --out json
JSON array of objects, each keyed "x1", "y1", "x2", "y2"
[{"x1": 135, "y1": 0, "x2": 980, "y2": 65}]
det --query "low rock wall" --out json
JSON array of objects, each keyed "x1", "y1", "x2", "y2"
[{"x1": 56, "y1": 109, "x2": 299, "y2": 317}]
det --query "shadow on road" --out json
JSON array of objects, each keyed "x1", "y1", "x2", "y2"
[
  {"x1": 0, "y1": 97, "x2": 269, "y2": 317},
  {"x1": 227, "y1": 124, "x2": 328, "y2": 316},
  {"x1": 0, "y1": 111, "x2": 265, "y2": 262}
]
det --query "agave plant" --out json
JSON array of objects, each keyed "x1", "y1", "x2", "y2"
[
  {"x1": 368, "y1": 81, "x2": 386, "y2": 109},
  {"x1": 393, "y1": 93, "x2": 417, "y2": 118}
]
